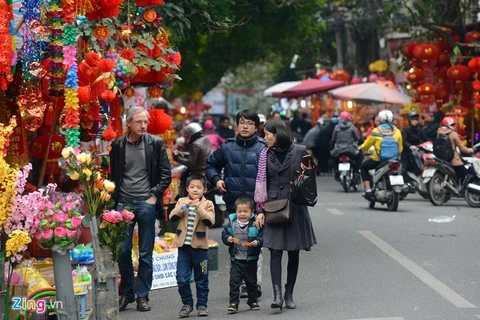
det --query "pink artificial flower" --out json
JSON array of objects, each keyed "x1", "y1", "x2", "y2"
[
  {"x1": 121, "y1": 210, "x2": 135, "y2": 222},
  {"x1": 114, "y1": 211, "x2": 123, "y2": 222},
  {"x1": 71, "y1": 216, "x2": 83, "y2": 228},
  {"x1": 63, "y1": 201, "x2": 77, "y2": 211},
  {"x1": 54, "y1": 227, "x2": 68, "y2": 238},
  {"x1": 66, "y1": 229, "x2": 78, "y2": 239},
  {"x1": 102, "y1": 211, "x2": 120, "y2": 224},
  {"x1": 32, "y1": 217, "x2": 39, "y2": 229},
  {"x1": 34, "y1": 232, "x2": 42, "y2": 240},
  {"x1": 42, "y1": 229, "x2": 54, "y2": 240},
  {"x1": 54, "y1": 213, "x2": 69, "y2": 223}
]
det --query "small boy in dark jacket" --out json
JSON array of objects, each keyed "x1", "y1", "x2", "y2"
[{"x1": 222, "y1": 196, "x2": 263, "y2": 313}]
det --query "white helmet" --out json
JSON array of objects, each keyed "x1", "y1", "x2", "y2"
[
  {"x1": 182, "y1": 122, "x2": 203, "y2": 136},
  {"x1": 378, "y1": 110, "x2": 394, "y2": 123}
]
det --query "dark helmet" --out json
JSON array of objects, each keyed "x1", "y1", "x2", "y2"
[{"x1": 408, "y1": 112, "x2": 419, "y2": 121}]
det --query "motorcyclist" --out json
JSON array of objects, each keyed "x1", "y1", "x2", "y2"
[
  {"x1": 358, "y1": 110, "x2": 403, "y2": 199},
  {"x1": 436, "y1": 117, "x2": 474, "y2": 184},
  {"x1": 331, "y1": 111, "x2": 363, "y2": 183},
  {"x1": 402, "y1": 112, "x2": 429, "y2": 179},
  {"x1": 173, "y1": 122, "x2": 213, "y2": 196}
]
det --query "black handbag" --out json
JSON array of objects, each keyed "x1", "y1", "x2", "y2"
[
  {"x1": 291, "y1": 169, "x2": 318, "y2": 206},
  {"x1": 263, "y1": 198, "x2": 292, "y2": 224}
]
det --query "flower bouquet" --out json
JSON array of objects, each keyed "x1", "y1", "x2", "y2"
[
  {"x1": 34, "y1": 196, "x2": 84, "y2": 253},
  {"x1": 98, "y1": 209, "x2": 135, "y2": 262}
]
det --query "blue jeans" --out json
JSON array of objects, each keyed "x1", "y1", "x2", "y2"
[
  {"x1": 176, "y1": 245, "x2": 209, "y2": 309},
  {"x1": 116, "y1": 199, "x2": 156, "y2": 300}
]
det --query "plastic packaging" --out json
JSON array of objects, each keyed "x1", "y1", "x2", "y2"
[{"x1": 428, "y1": 215, "x2": 456, "y2": 223}]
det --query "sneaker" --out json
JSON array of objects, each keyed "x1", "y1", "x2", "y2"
[
  {"x1": 362, "y1": 190, "x2": 374, "y2": 200},
  {"x1": 198, "y1": 306, "x2": 208, "y2": 317},
  {"x1": 257, "y1": 285, "x2": 262, "y2": 298},
  {"x1": 178, "y1": 305, "x2": 193, "y2": 318},
  {"x1": 227, "y1": 303, "x2": 238, "y2": 313},
  {"x1": 248, "y1": 302, "x2": 260, "y2": 311},
  {"x1": 240, "y1": 286, "x2": 248, "y2": 298}
]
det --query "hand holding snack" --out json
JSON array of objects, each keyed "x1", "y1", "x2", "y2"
[
  {"x1": 231, "y1": 237, "x2": 240, "y2": 243},
  {"x1": 242, "y1": 240, "x2": 258, "y2": 247}
]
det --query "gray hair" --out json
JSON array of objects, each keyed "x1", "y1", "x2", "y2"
[{"x1": 126, "y1": 106, "x2": 150, "y2": 121}]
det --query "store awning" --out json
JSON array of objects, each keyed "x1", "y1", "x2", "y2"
[
  {"x1": 329, "y1": 83, "x2": 412, "y2": 105},
  {"x1": 273, "y1": 79, "x2": 345, "y2": 98},
  {"x1": 263, "y1": 81, "x2": 301, "y2": 96}
]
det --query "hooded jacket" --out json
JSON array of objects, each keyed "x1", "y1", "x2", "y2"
[
  {"x1": 402, "y1": 124, "x2": 429, "y2": 149},
  {"x1": 222, "y1": 213, "x2": 263, "y2": 261},
  {"x1": 360, "y1": 124, "x2": 403, "y2": 162},
  {"x1": 331, "y1": 121, "x2": 360, "y2": 158},
  {"x1": 437, "y1": 126, "x2": 471, "y2": 166},
  {"x1": 206, "y1": 134, "x2": 265, "y2": 212}
]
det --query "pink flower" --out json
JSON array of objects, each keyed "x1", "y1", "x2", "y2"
[
  {"x1": 32, "y1": 217, "x2": 39, "y2": 229},
  {"x1": 66, "y1": 229, "x2": 78, "y2": 239},
  {"x1": 63, "y1": 201, "x2": 76, "y2": 211},
  {"x1": 54, "y1": 213, "x2": 69, "y2": 223},
  {"x1": 41, "y1": 229, "x2": 53, "y2": 240},
  {"x1": 54, "y1": 227, "x2": 68, "y2": 238},
  {"x1": 121, "y1": 210, "x2": 135, "y2": 222},
  {"x1": 71, "y1": 216, "x2": 83, "y2": 228},
  {"x1": 114, "y1": 211, "x2": 123, "y2": 222},
  {"x1": 103, "y1": 211, "x2": 121, "y2": 224}
]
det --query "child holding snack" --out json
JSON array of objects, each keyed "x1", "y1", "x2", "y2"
[
  {"x1": 170, "y1": 174, "x2": 215, "y2": 318},
  {"x1": 222, "y1": 196, "x2": 263, "y2": 313}
]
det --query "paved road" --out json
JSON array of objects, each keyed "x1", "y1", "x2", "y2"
[{"x1": 122, "y1": 176, "x2": 480, "y2": 320}]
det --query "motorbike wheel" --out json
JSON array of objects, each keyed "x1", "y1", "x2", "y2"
[
  {"x1": 465, "y1": 189, "x2": 480, "y2": 208},
  {"x1": 369, "y1": 200, "x2": 375, "y2": 209},
  {"x1": 428, "y1": 172, "x2": 448, "y2": 206},
  {"x1": 387, "y1": 192, "x2": 399, "y2": 211},
  {"x1": 342, "y1": 176, "x2": 349, "y2": 193}
]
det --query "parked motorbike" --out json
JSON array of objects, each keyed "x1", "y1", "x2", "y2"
[
  {"x1": 402, "y1": 141, "x2": 434, "y2": 200},
  {"x1": 424, "y1": 143, "x2": 480, "y2": 207},
  {"x1": 337, "y1": 154, "x2": 359, "y2": 192},
  {"x1": 367, "y1": 160, "x2": 406, "y2": 211}
]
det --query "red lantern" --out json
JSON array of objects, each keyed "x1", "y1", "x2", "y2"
[
  {"x1": 101, "y1": 90, "x2": 116, "y2": 102},
  {"x1": 465, "y1": 31, "x2": 480, "y2": 43},
  {"x1": 473, "y1": 80, "x2": 480, "y2": 92},
  {"x1": 147, "y1": 109, "x2": 173, "y2": 134},
  {"x1": 402, "y1": 42, "x2": 419, "y2": 59},
  {"x1": 406, "y1": 68, "x2": 425, "y2": 85},
  {"x1": 435, "y1": 83, "x2": 449, "y2": 101},
  {"x1": 417, "y1": 83, "x2": 436, "y2": 95},
  {"x1": 102, "y1": 126, "x2": 117, "y2": 141},
  {"x1": 437, "y1": 52, "x2": 450, "y2": 67},
  {"x1": 447, "y1": 65, "x2": 473, "y2": 81},
  {"x1": 136, "y1": 0, "x2": 164, "y2": 7},
  {"x1": 468, "y1": 57, "x2": 480, "y2": 72},
  {"x1": 413, "y1": 44, "x2": 439, "y2": 64}
]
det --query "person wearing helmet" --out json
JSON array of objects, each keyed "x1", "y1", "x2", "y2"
[
  {"x1": 436, "y1": 116, "x2": 474, "y2": 183},
  {"x1": 331, "y1": 111, "x2": 362, "y2": 182},
  {"x1": 257, "y1": 114, "x2": 266, "y2": 138},
  {"x1": 358, "y1": 110, "x2": 403, "y2": 198},
  {"x1": 401, "y1": 112, "x2": 429, "y2": 177},
  {"x1": 203, "y1": 119, "x2": 225, "y2": 151},
  {"x1": 174, "y1": 122, "x2": 213, "y2": 196}
]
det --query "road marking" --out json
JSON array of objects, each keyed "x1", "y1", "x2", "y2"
[
  {"x1": 348, "y1": 318, "x2": 404, "y2": 320},
  {"x1": 326, "y1": 208, "x2": 345, "y2": 215},
  {"x1": 359, "y1": 230, "x2": 476, "y2": 309},
  {"x1": 475, "y1": 315, "x2": 480, "y2": 319}
]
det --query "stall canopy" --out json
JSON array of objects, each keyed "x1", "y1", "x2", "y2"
[
  {"x1": 273, "y1": 79, "x2": 345, "y2": 98},
  {"x1": 263, "y1": 81, "x2": 301, "y2": 96},
  {"x1": 329, "y1": 83, "x2": 412, "y2": 104}
]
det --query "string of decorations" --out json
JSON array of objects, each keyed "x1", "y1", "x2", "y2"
[
  {"x1": 47, "y1": 0, "x2": 64, "y2": 98},
  {"x1": 62, "y1": 0, "x2": 80, "y2": 147},
  {"x1": 0, "y1": 0, "x2": 14, "y2": 89},
  {"x1": 20, "y1": 0, "x2": 41, "y2": 81}
]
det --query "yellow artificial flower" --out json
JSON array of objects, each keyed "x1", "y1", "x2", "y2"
[
  {"x1": 84, "y1": 153, "x2": 92, "y2": 165},
  {"x1": 103, "y1": 180, "x2": 115, "y2": 192},
  {"x1": 61, "y1": 147, "x2": 74, "y2": 159},
  {"x1": 70, "y1": 172, "x2": 80, "y2": 180},
  {"x1": 100, "y1": 191, "x2": 111, "y2": 202},
  {"x1": 5, "y1": 230, "x2": 31, "y2": 260},
  {"x1": 95, "y1": 173, "x2": 102, "y2": 181},
  {"x1": 83, "y1": 168, "x2": 92, "y2": 177},
  {"x1": 76, "y1": 153, "x2": 87, "y2": 163}
]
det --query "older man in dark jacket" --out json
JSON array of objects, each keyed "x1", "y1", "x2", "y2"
[
  {"x1": 110, "y1": 106, "x2": 172, "y2": 312},
  {"x1": 206, "y1": 109, "x2": 265, "y2": 297}
]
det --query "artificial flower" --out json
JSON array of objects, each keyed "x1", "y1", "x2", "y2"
[
  {"x1": 83, "y1": 168, "x2": 92, "y2": 177},
  {"x1": 121, "y1": 210, "x2": 135, "y2": 222},
  {"x1": 70, "y1": 172, "x2": 79, "y2": 180},
  {"x1": 54, "y1": 213, "x2": 69, "y2": 222},
  {"x1": 103, "y1": 180, "x2": 115, "y2": 192},
  {"x1": 54, "y1": 227, "x2": 68, "y2": 238},
  {"x1": 100, "y1": 191, "x2": 111, "y2": 202},
  {"x1": 70, "y1": 216, "x2": 83, "y2": 228}
]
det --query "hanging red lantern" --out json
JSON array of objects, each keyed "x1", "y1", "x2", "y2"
[
  {"x1": 447, "y1": 65, "x2": 473, "y2": 81},
  {"x1": 437, "y1": 52, "x2": 450, "y2": 67},
  {"x1": 465, "y1": 31, "x2": 480, "y2": 43},
  {"x1": 434, "y1": 83, "x2": 449, "y2": 101},
  {"x1": 101, "y1": 90, "x2": 116, "y2": 102},
  {"x1": 102, "y1": 125, "x2": 117, "y2": 141},
  {"x1": 147, "y1": 109, "x2": 173, "y2": 134},
  {"x1": 402, "y1": 42, "x2": 419, "y2": 59},
  {"x1": 418, "y1": 83, "x2": 436, "y2": 105},
  {"x1": 136, "y1": 0, "x2": 164, "y2": 7},
  {"x1": 468, "y1": 57, "x2": 480, "y2": 73},
  {"x1": 473, "y1": 80, "x2": 480, "y2": 91},
  {"x1": 413, "y1": 44, "x2": 439, "y2": 67},
  {"x1": 406, "y1": 68, "x2": 425, "y2": 87}
]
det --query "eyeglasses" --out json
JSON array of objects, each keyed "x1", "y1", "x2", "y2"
[
  {"x1": 134, "y1": 120, "x2": 149, "y2": 125},
  {"x1": 239, "y1": 121, "x2": 255, "y2": 127}
]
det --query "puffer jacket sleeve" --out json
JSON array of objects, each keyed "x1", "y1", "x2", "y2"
[{"x1": 206, "y1": 144, "x2": 226, "y2": 186}]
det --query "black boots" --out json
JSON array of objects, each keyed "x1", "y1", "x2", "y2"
[
  {"x1": 271, "y1": 285, "x2": 283, "y2": 310},
  {"x1": 284, "y1": 285, "x2": 296, "y2": 309}
]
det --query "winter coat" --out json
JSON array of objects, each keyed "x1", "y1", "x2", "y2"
[
  {"x1": 331, "y1": 122, "x2": 360, "y2": 158},
  {"x1": 173, "y1": 134, "x2": 213, "y2": 176},
  {"x1": 359, "y1": 124, "x2": 403, "y2": 162},
  {"x1": 262, "y1": 144, "x2": 317, "y2": 251},
  {"x1": 222, "y1": 213, "x2": 263, "y2": 261},
  {"x1": 318, "y1": 122, "x2": 336, "y2": 148},
  {"x1": 205, "y1": 130, "x2": 225, "y2": 151},
  {"x1": 402, "y1": 125, "x2": 429, "y2": 149},
  {"x1": 437, "y1": 127, "x2": 471, "y2": 166},
  {"x1": 169, "y1": 196, "x2": 215, "y2": 249},
  {"x1": 302, "y1": 124, "x2": 322, "y2": 149},
  {"x1": 206, "y1": 135, "x2": 265, "y2": 212}
]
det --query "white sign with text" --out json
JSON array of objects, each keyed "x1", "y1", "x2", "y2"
[{"x1": 151, "y1": 249, "x2": 178, "y2": 290}]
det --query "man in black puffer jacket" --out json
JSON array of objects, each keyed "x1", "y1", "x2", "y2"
[
  {"x1": 206, "y1": 109, "x2": 265, "y2": 297},
  {"x1": 402, "y1": 112, "x2": 429, "y2": 179}
]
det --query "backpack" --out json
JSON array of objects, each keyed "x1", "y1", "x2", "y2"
[
  {"x1": 378, "y1": 134, "x2": 399, "y2": 161},
  {"x1": 433, "y1": 134, "x2": 454, "y2": 161}
]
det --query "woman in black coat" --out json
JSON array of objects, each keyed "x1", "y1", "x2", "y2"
[{"x1": 254, "y1": 119, "x2": 317, "y2": 311}]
